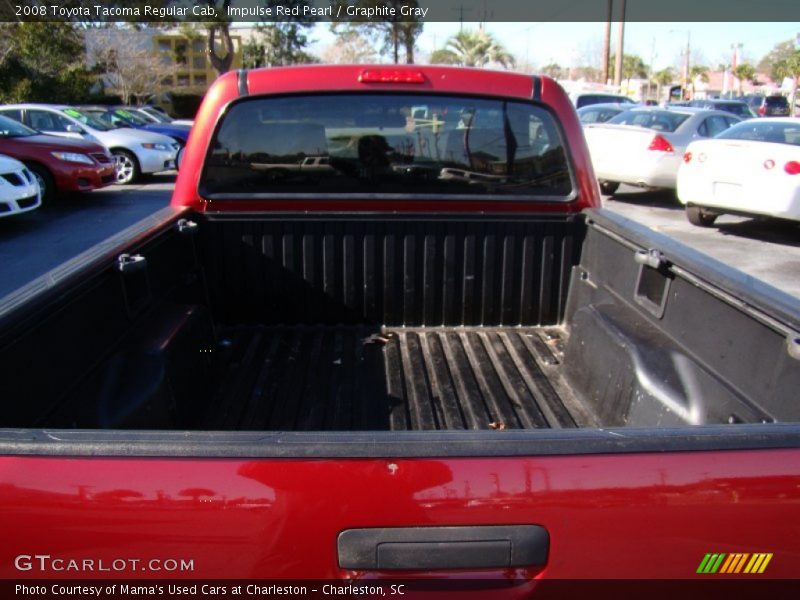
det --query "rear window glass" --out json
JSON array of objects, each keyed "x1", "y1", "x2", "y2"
[
  {"x1": 708, "y1": 103, "x2": 750, "y2": 117},
  {"x1": 579, "y1": 107, "x2": 624, "y2": 124},
  {"x1": 201, "y1": 94, "x2": 573, "y2": 199},
  {"x1": 718, "y1": 121, "x2": 800, "y2": 146},
  {"x1": 765, "y1": 96, "x2": 788, "y2": 107},
  {"x1": 607, "y1": 110, "x2": 689, "y2": 132}
]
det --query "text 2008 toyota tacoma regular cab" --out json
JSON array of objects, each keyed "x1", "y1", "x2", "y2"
[{"x1": 1, "y1": 66, "x2": 799, "y2": 587}]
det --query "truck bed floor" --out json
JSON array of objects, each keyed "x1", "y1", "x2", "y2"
[{"x1": 204, "y1": 326, "x2": 580, "y2": 431}]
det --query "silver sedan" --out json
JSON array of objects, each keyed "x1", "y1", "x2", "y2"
[{"x1": 583, "y1": 107, "x2": 741, "y2": 194}]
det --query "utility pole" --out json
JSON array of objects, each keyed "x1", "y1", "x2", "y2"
[
  {"x1": 601, "y1": 0, "x2": 613, "y2": 84},
  {"x1": 452, "y1": 5, "x2": 468, "y2": 32},
  {"x1": 613, "y1": 0, "x2": 626, "y2": 89},
  {"x1": 647, "y1": 37, "x2": 656, "y2": 101},
  {"x1": 683, "y1": 32, "x2": 691, "y2": 100}
]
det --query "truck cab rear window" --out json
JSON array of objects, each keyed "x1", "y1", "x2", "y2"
[{"x1": 201, "y1": 94, "x2": 573, "y2": 199}]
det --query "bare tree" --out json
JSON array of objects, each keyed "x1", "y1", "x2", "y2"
[
  {"x1": 320, "y1": 30, "x2": 377, "y2": 64},
  {"x1": 91, "y1": 32, "x2": 178, "y2": 104}
]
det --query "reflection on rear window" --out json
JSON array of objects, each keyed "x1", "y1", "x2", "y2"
[
  {"x1": 718, "y1": 121, "x2": 800, "y2": 146},
  {"x1": 607, "y1": 110, "x2": 690, "y2": 132},
  {"x1": 201, "y1": 94, "x2": 573, "y2": 199}
]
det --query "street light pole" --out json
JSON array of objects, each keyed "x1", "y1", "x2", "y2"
[
  {"x1": 670, "y1": 29, "x2": 691, "y2": 100},
  {"x1": 731, "y1": 42, "x2": 743, "y2": 96}
]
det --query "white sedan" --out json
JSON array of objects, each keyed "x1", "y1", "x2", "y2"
[
  {"x1": 584, "y1": 107, "x2": 740, "y2": 194},
  {"x1": 0, "y1": 154, "x2": 40, "y2": 218},
  {"x1": 677, "y1": 118, "x2": 800, "y2": 226}
]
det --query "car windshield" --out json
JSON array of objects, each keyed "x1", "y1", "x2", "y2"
[
  {"x1": 717, "y1": 121, "x2": 800, "y2": 146},
  {"x1": 607, "y1": 110, "x2": 690, "y2": 132},
  {"x1": 61, "y1": 108, "x2": 115, "y2": 131},
  {"x1": 0, "y1": 115, "x2": 37, "y2": 138},
  {"x1": 142, "y1": 108, "x2": 172, "y2": 123},
  {"x1": 201, "y1": 93, "x2": 574, "y2": 199},
  {"x1": 113, "y1": 109, "x2": 149, "y2": 126}
]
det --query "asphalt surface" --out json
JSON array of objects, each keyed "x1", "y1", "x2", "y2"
[
  {"x1": 1, "y1": 178, "x2": 799, "y2": 302},
  {"x1": 603, "y1": 185, "x2": 800, "y2": 299},
  {"x1": 0, "y1": 174, "x2": 175, "y2": 298}
]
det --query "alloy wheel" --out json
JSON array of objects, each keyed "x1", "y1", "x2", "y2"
[{"x1": 114, "y1": 153, "x2": 136, "y2": 184}]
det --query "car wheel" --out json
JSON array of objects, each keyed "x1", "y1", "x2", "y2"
[
  {"x1": 112, "y1": 150, "x2": 140, "y2": 185},
  {"x1": 599, "y1": 181, "x2": 620, "y2": 195},
  {"x1": 25, "y1": 163, "x2": 55, "y2": 204},
  {"x1": 686, "y1": 205, "x2": 718, "y2": 227}
]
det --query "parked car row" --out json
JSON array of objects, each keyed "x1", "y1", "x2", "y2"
[
  {"x1": 0, "y1": 104, "x2": 184, "y2": 186},
  {"x1": 584, "y1": 106, "x2": 742, "y2": 194},
  {"x1": 0, "y1": 103, "x2": 189, "y2": 212},
  {"x1": 581, "y1": 101, "x2": 800, "y2": 227}
]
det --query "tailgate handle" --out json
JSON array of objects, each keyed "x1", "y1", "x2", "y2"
[{"x1": 338, "y1": 525, "x2": 548, "y2": 570}]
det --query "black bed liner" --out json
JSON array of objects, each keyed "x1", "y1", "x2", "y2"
[{"x1": 205, "y1": 325, "x2": 590, "y2": 432}]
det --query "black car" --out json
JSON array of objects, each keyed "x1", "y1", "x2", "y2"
[
  {"x1": 570, "y1": 92, "x2": 636, "y2": 109},
  {"x1": 757, "y1": 95, "x2": 790, "y2": 117},
  {"x1": 687, "y1": 99, "x2": 755, "y2": 119}
]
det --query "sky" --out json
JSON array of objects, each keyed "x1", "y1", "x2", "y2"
[{"x1": 308, "y1": 21, "x2": 800, "y2": 72}]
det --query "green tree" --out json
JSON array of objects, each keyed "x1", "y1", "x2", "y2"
[
  {"x1": 0, "y1": 22, "x2": 94, "y2": 103},
  {"x1": 688, "y1": 64, "x2": 710, "y2": 98},
  {"x1": 428, "y1": 48, "x2": 459, "y2": 65},
  {"x1": 442, "y1": 30, "x2": 515, "y2": 69},
  {"x1": 733, "y1": 63, "x2": 756, "y2": 83},
  {"x1": 541, "y1": 63, "x2": 564, "y2": 79},
  {"x1": 758, "y1": 39, "x2": 796, "y2": 82},
  {"x1": 652, "y1": 67, "x2": 675, "y2": 102},
  {"x1": 732, "y1": 62, "x2": 758, "y2": 94},
  {"x1": 333, "y1": 1, "x2": 424, "y2": 64},
  {"x1": 258, "y1": 21, "x2": 317, "y2": 67},
  {"x1": 774, "y1": 49, "x2": 800, "y2": 116},
  {"x1": 609, "y1": 54, "x2": 648, "y2": 89}
]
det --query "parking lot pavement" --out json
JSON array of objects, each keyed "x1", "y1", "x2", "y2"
[
  {"x1": 0, "y1": 174, "x2": 174, "y2": 299},
  {"x1": 603, "y1": 185, "x2": 800, "y2": 299}
]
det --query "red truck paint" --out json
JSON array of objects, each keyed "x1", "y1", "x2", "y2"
[{"x1": 2, "y1": 451, "x2": 799, "y2": 580}]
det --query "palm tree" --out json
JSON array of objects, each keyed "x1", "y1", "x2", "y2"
[
  {"x1": 688, "y1": 65, "x2": 710, "y2": 99},
  {"x1": 653, "y1": 68, "x2": 675, "y2": 103},
  {"x1": 732, "y1": 63, "x2": 757, "y2": 95},
  {"x1": 443, "y1": 30, "x2": 515, "y2": 69}
]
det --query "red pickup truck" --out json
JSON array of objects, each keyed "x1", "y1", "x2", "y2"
[{"x1": 1, "y1": 65, "x2": 799, "y2": 591}]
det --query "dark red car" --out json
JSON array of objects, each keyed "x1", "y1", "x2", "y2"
[{"x1": 0, "y1": 114, "x2": 116, "y2": 201}]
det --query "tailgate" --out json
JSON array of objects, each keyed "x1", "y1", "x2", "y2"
[{"x1": 2, "y1": 449, "x2": 799, "y2": 583}]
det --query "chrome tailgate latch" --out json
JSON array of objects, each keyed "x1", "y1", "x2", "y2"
[{"x1": 634, "y1": 248, "x2": 667, "y2": 269}]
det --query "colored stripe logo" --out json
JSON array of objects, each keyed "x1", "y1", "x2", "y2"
[{"x1": 697, "y1": 553, "x2": 773, "y2": 574}]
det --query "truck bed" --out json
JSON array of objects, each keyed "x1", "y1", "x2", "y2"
[
  {"x1": 2, "y1": 210, "x2": 796, "y2": 432},
  {"x1": 204, "y1": 325, "x2": 586, "y2": 431}
]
